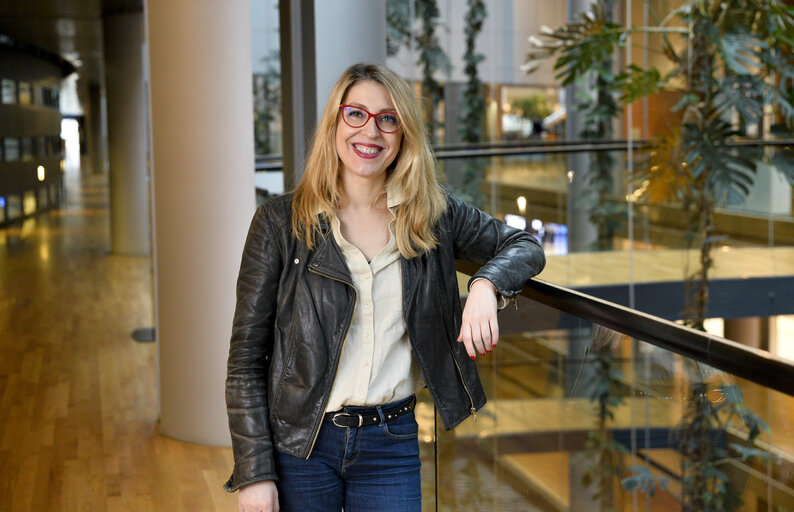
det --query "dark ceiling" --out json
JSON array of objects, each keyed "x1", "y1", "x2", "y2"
[{"x1": 0, "y1": 0, "x2": 143, "y2": 89}]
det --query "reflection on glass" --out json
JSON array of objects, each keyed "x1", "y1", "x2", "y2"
[
  {"x1": 23, "y1": 191, "x2": 36, "y2": 215},
  {"x1": 431, "y1": 292, "x2": 793, "y2": 511}
]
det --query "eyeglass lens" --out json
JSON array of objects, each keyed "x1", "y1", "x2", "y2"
[{"x1": 341, "y1": 106, "x2": 400, "y2": 132}]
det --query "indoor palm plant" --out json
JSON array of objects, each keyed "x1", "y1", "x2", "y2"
[{"x1": 524, "y1": 1, "x2": 793, "y2": 510}]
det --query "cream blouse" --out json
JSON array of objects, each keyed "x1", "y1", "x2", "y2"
[{"x1": 324, "y1": 205, "x2": 425, "y2": 412}]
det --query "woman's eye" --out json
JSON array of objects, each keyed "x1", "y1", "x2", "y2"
[
  {"x1": 348, "y1": 109, "x2": 365, "y2": 118},
  {"x1": 379, "y1": 113, "x2": 397, "y2": 124}
]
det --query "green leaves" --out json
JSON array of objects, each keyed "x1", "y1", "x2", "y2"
[
  {"x1": 720, "y1": 33, "x2": 765, "y2": 75},
  {"x1": 553, "y1": 25, "x2": 622, "y2": 86},
  {"x1": 682, "y1": 114, "x2": 757, "y2": 205},
  {"x1": 523, "y1": 2, "x2": 622, "y2": 86},
  {"x1": 459, "y1": 0, "x2": 487, "y2": 145},
  {"x1": 621, "y1": 466, "x2": 669, "y2": 497},
  {"x1": 385, "y1": 0, "x2": 412, "y2": 56},
  {"x1": 730, "y1": 443, "x2": 777, "y2": 463},
  {"x1": 615, "y1": 65, "x2": 667, "y2": 103},
  {"x1": 714, "y1": 75, "x2": 764, "y2": 124}
]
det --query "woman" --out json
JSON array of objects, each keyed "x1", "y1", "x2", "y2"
[{"x1": 225, "y1": 63, "x2": 545, "y2": 512}]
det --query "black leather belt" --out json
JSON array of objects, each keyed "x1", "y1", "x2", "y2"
[{"x1": 324, "y1": 396, "x2": 416, "y2": 428}]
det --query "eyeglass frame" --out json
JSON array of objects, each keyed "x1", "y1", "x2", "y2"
[{"x1": 338, "y1": 104, "x2": 402, "y2": 133}]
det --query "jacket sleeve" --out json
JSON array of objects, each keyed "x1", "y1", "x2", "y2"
[
  {"x1": 224, "y1": 203, "x2": 283, "y2": 492},
  {"x1": 446, "y1": 193, "x2": 545, "y2": 299}
]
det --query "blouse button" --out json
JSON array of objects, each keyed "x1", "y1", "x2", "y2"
[{"x1": 294, "y1": 258, "x2": 300, "y2": 264}]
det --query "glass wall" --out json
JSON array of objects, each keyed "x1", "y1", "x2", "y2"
[
  {"x1": 250, "y1": 0, "x2": 282, "y2": 157},
  {"x1": 389, "y1": 0, "x2": 793, "y2": 358},
  {"x1": 418, "y1": 289, "x2": 794, "y2": 511}
]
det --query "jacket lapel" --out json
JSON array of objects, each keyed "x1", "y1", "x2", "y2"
[
  {"x1": 306, "y1": 218, "x2": 353, "y2": 285},
  {"x1": 401, "y1": 255, "x2": 422, "y2": 317}
]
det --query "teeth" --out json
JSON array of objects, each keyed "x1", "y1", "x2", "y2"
[{"x1": 354, "y1": 144, "x2": 381, "y2": 155}]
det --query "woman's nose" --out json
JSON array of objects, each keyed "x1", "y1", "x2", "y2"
[{"x1": 363, "y1": 117, "x2": 380, "y2": 136}]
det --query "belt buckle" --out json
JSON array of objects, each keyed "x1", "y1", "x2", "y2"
[{"x1": 331, "y1": 412, "x2": 363, "y2": 428}]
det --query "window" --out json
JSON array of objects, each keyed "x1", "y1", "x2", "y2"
[
  {"x1": 1, "y1": 79, "x2": 16, "y2": 104},
  {"x1": 21, "y1": 137, "x2": 34, "y2": 160},
  {"x1": 3, "y1": 138, "x2": 20, "y2": 161},
  {"x1": 41, "y1": 87, "x2": 59, "y2": 108},
  {"x1": 18, "y1": 82, "x2": 32, "y2": 105}
]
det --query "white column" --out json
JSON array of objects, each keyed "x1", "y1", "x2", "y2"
[
  {"x1": 104, "y1": 12, "x2": 151, "y2": 255},
  {"x1": 724, "y1": 317, "x2": 770, "y2": 351},
  {"x1": 145, "y1": 0, "x2": 256, "y2": 445},
  {"x1": 314, "y1": 0, "x2": 387, "y2": 113},
  {"x1": 279, "y1": 0, "x2": 386, "y2": 189},
  {"x1": 87, "y1": 82, "x2": 107, "y2": 175},
  {"x1": 565, "y1": 0, "x2": 598, "y2": 252}
]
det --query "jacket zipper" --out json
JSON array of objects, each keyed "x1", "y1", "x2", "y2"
[
  {"x1": 305, "y1": 266, "x2": 356, "y2": 457},
  {"x1": 448, "y1": 344, "x2": 477, "y2": 422}
]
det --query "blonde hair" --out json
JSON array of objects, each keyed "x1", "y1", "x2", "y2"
[{"x1": 291, "y1": 63, "x2": 446, "y2": 259}]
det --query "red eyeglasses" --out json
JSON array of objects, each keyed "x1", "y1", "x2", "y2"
[{"x1": 339, "y1": 105, "x2": 401, "y2": 133}]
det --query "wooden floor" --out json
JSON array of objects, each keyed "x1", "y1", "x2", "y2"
[{"x1": 0, "y1": 172, "x2": 237, "y2": 511}]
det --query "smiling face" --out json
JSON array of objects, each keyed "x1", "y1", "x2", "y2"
[{"x1": 335, "y1": 80, "x2": 403, "y2": 185}]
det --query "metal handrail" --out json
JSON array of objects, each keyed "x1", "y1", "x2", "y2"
[
  {"x1": 255, "y1": 137, "x2": 793, "y2": 170},
  {"x1": 456, "y1": 260, "x2": 794, "y2": 398}
]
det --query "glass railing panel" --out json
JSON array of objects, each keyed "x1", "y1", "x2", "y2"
[
  {"x1": 415, "y1": 387, "x2": 436, "y2": 512},
  {"x1": 431, "y1": 290, "x2": 794, "y2": 511},
  {"x1": 439, "y1": 146, "x2": 794, "y2": 284},
  {"x1": 439, "y1": 147, "x2": 793, "y2": 363}
]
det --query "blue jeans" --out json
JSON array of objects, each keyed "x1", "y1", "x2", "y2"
[{"x1": 274, "y1": 396, "x2": 421, "y2": 512}]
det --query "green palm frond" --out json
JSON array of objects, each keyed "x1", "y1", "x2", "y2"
[
  {"x1": 615, "y1": 65, "x2": 668, "y2": 103},
  {"x1": 720, "y1": 33, "x2": 766, "y2": 75},
  {"x1": 683, "y1": 116, "x2": 758, "y2": 205},
  {"x1": 761, "y1": 1, "x2": 794, "y2": 42},
  {"x1": 523, "y1": 2, "x2": 622, "y2": 85},
  {"x1": 714, "y1": 75, "x2": 764, "y2": 124},
  {"x1": 768, "y1": 83, "x2": 794, "y2": 128}
]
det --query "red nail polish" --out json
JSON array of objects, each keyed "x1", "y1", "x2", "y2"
[
  {"x1": 487, "y1": 350, "x2": 491, "y2": 354},
  {"x1": 470, "y1": 355, "x2": 476, "y2": 360}
]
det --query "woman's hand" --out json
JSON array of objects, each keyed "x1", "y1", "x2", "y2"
[
  {"x1": 457, "y1": 279, "x2": 499, "y2": 359},
  {"x1": 239, "y1": 480, "x2": 279, "y2": 512}
]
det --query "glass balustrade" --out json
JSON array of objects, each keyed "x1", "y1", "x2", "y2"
[
  {"x1": 413, "y1": 291, "x2": 794, "y2": 512},
  {"x1": 437, "y1": 147, "x2": 794, "y2": 353}
]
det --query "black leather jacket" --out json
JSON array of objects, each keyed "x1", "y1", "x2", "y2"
[{"x1": 224, "y1": 192, "x2": 545, "y2": 492}]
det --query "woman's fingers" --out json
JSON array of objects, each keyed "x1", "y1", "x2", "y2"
[
  {"x1": 457, "y1": 323, "x2": 476, "y2": 359},
  {"x1": 458, "y1": 319, "x2": 493, "y2": 357},
  {"x1": 489, "y1": 316, "x2": 500, "y2": 347},
  {"x1": 239, "y1": 480, "x2": 279, "y2": 512},
  {"x1": 458, "y1": 279, "x2": 500, "y2": 358}
]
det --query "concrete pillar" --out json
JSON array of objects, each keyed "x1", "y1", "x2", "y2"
[
  {"x1": 724, "y1": 317, "x2": 772, "y2": 352},
  {"x1": 104, "y1": 12, "x2": 151, "y2": 255},
  {"x1": 314, "y1": 0, "x2": 386, "y2": 109},
  {"x1": 279, "y1": 0, "x2": 386, "y2": 191},
  {"x1": 145, "y1": 0, "x2": 256, "y2": 445},
  {"x1": 279, "y1": 0, "x2": 316, "y2": 191},
  {"x1": 565, "y1": 0, "x2": 598, "y2": 252},
  {"x1": 87, "y1": 82, "x2": 107, "y2": 175}
]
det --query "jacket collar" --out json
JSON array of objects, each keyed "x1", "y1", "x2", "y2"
[
  {"x1": 306, "y1": 188, "x2": 412, "y2": 288},
  {"x1": 306, "y1": 218, "x2": 353, "y2": 284}
]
